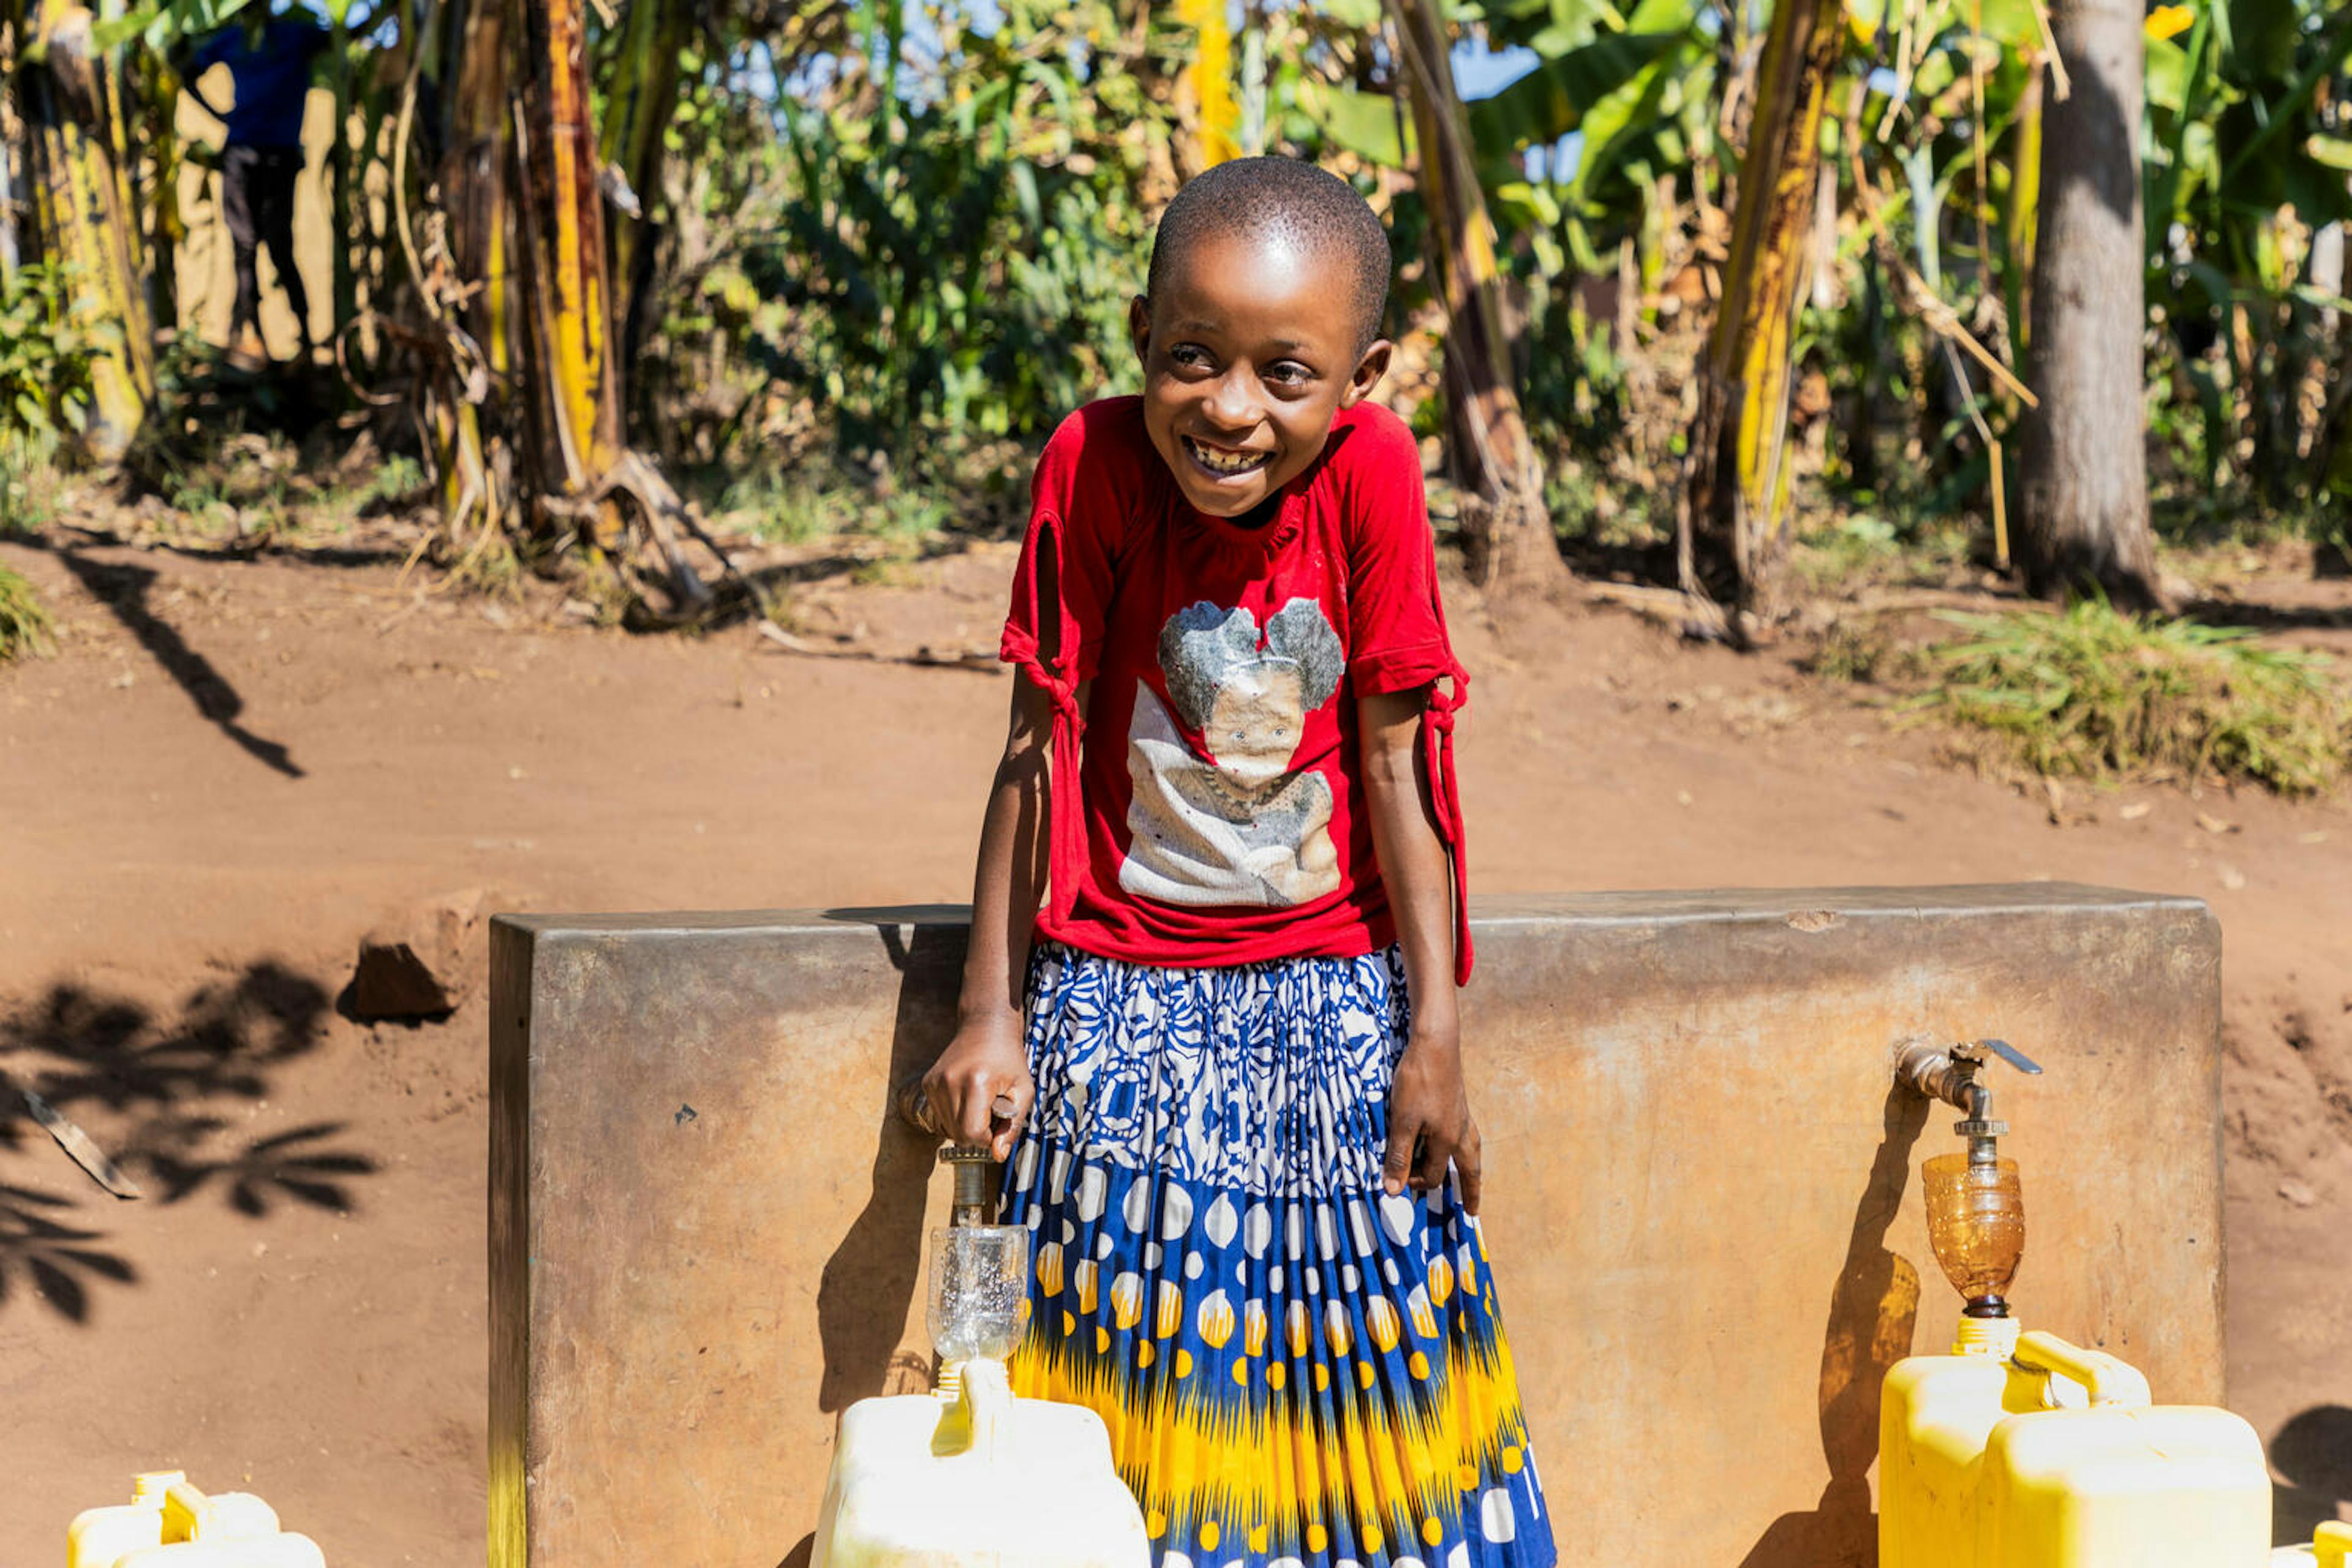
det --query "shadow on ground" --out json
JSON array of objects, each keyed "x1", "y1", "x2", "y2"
[
  {"x1": 772, "y1": 911, "x2": 973, "y2": 1568},
  {"x1": 1736, "y1": 1084, "x2": 1930, "y2": 1567},
  {"x1": 2182, "y1": 597, "x2": 2352, "y2": 634},
  {"x1": 2274, "y1": 1404, "x2": 2352, "y2": 1546},
  {"x1": 0, "y1": 960, "x2": 379, "y2": 1322},
  {"x1": 23, "y1": 535, "x2": 306, "y2": 777},
  {"x1": 810, "y1": 912, "x2": 971, "y2": 1415}
]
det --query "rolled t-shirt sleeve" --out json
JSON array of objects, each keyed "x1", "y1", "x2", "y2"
[
  {"x1": 1002, "y1": 405, "x2": 1133, "y2": 687},
  {"x1": 1342, "y1": 413, "x2": 1456, "y2": 695}
]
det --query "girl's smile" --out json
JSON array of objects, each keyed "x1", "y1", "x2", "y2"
[{"x1": 1180, "y1": 435, "x2": 1275, "y2": 480}]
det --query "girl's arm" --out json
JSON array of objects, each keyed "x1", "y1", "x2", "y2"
[
  {"x1": 1358, "y1": 686, "x2": 1481, "y2": 1215},
  {"x1": 921, "y1": 671, "x2": 1088, "y2": 1158}
]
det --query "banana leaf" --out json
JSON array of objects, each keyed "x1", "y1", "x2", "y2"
[
  {"x1": 2223, "y1": 0, "x2": 2298, "y2": 85},
  {"x1": 1305, "y1": 80, "x2": 1408, "y2": 168},
  {"x1": 1464, "y1": 29, "x2": 1684, "y2": 151}
]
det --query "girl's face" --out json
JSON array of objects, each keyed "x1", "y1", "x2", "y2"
[{"x1": 1129, "y1": 230, "x2": 1390, "y2": 521}]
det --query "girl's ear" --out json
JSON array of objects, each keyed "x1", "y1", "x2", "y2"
[
  {"x1": 1128, "y1": 296, "x2": 1153, "y2": 371},
  {"x1": 1338, "y1": 339, "x2": 1393, "y2": 409}
]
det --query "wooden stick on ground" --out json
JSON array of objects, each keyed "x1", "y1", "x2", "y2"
[{"x1": 19, "y1": 1087, "x2": 144, "y2": 1199}]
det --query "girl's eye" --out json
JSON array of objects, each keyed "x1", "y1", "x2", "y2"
[
  {"x1": 1169, "y1": 344, "x2": 1213, "y2": 371},
  {"x1": 1264, "y1": 361, "x2": 1313, "y2": 387}
]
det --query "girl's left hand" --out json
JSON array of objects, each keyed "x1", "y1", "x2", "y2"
[{"x1": 1384, "y1": 1028, "x2": 1482, "y2": 1216}]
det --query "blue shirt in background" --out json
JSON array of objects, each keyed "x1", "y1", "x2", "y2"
[{"x1": 192, "y1": 18, "x2": 328, "y2": 150}]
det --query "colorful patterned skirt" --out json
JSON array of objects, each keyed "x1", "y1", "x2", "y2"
[{"x1": 1001, "y1": 943, "x2": 1556, "y2": 1568}]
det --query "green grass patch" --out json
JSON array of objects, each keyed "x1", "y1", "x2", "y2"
[
  {"x1": 712, "y1": 467, "x2": 965, "y2": 546},
  {"x1": 1802, "y1": 617, "x2": 1924, "y2": 685},
  {"x1": 0, "y1": 564, "x2": 56, "y2": 662},
  {"x1": 1790, "y1": 509, "x2": 1976, "y2": 593},
  {"x1": 1921, "y1": 600, "x2": 2350, "y2": 796}
]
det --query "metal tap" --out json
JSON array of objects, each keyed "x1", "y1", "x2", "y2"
[{"x1": 1895, "y1": 1036, "x2": 2043, "y2": 1164}]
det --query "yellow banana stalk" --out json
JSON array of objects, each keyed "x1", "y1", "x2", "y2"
[
  {"x1": 515, "y1": 0, "x2": 617, "y2": 499},
  {"x1": 1176, "y1": 0, "x2": 1239, "y2": 170},
  {"x1": 26, "y1": 0, "x2": 152, "y2": 459}
]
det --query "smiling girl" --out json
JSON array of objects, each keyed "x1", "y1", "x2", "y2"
[{"x1": 918, "y1": 156, "x2": 1556, "y2": 1568}]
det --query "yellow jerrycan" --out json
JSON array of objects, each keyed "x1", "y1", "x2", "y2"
[
  {"x1": 1882, "y1": 1038, "x2": 2271, "y2": 1568},
  {"x1": 1879, "y1": 1317, "x2": 2271, "y2": 1568},
  {"x1": 2272, "y1": 1522, "x2": 2352, "y2": 1566},
  {"x1": 811, "y1": 1145, "x2": 1150, "y2": 1568},
  {"x1": 67, "y1": 1473, "x2": 325, "y2": 1568}
]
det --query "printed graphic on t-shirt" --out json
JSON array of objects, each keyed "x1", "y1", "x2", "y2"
[{"x1": 1120, "y1": 598, "x2": 1344, "y2": 908}]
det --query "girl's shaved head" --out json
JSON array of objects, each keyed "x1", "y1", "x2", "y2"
[{"x1": 1146, "y1": 157, "x2": 1393, "y2": 352}]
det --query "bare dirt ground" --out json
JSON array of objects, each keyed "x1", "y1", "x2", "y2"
[{"x1": 2, "y1": 520, "x2": 2348, "y2": 1564}]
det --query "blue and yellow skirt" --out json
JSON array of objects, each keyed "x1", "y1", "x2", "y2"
[{"x1": 1002, "y1": 943, "x2": 1556, "y2": 1568}]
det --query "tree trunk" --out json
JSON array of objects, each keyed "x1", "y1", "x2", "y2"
[
  {"x1": 1677, "y1": 0, "x2": 1842, "y2": 636},
  {"x1": 1384, "y1": 0, "x2": 1568, "y2": 595},
  {"x1": 420, "y1": 0, "x2": 516, "y2": 547},
  {"x1": 2016, "y1": 0, "x2": 2162, "y2": 610},
  {"x1": 138, "y1": 52, "x2": 180, "y2": 337},
  {"x1": 1, "y1": 44, "x2": 21, "y2": 284}
]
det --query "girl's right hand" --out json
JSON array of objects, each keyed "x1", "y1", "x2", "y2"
[{"x1": 918, "y1": 1021, "x2": 1036, "y2": 1161}]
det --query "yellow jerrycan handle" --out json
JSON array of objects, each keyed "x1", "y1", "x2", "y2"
[
  {"x1": 164, "y1": 1478, "x2": 281, "y2": 1540},
  {"x1": 2011, "y1": 1330, "x2": 2153, "y2": 1408},
  {"x1": 2314, "y1": 1521, "x2": 2352, "y2": 1568},
  {"x1": 929, "y1": 1356, "x2": 1011, "y2": 1463}
]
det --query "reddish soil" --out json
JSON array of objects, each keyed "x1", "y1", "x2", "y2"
[{"x1": 2, "y1": 521, "x2": 2348, "y2": 1564}]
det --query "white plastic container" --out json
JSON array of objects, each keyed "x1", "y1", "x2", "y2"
[
  {"x1": 67, "y1": 1472, "x2": 181, "y2": 1568},
  {"x1": 812, "y1": 1356, "x2": 1150, "y2": 1568},
  {"x1": 66, "y1": 1474, "x2": 323, "y2": 1568}
]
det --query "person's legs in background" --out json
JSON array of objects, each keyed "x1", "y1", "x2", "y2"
[
  {"x1": 252, "y1": 148, "x2": 312, "y2": 360},
  {"x1": 220, "y1": 142, "x2": 268, "y2": 366}
]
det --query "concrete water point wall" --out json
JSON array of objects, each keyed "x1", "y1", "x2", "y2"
[{"x1": 488, "y1": 886, "x2": 2223, "y2": 1567}]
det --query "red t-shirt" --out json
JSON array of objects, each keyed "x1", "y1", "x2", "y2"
[{"x1": 1000, "y1": 397, "x2": 1473, "y2": 982}]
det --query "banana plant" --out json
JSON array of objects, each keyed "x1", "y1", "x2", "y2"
[
  {"x1": 597, "y1": 0, "x2": 689, "y2": 358},
  {"x1": 2143, "y1": 0, "x2": 2352, "y2": 505},
  {"x1": 760, "y1": 0, "x2": 1164, "y2": 456},
  {"x1": 1384, "y1": 0, "x2": 1570, "y2": 589},
  {"x1": 15, "y1": 0, "x2": 153, "y2": 458},
  {"x1": 1677, "y1": 0, "x2": 1853, "y2": 627},
  {"x1": 1302, "y1": 0, "x2": 1707, "y2": 524}
]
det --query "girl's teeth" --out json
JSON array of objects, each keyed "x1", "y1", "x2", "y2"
[{"x1": 1188, "y1": 439, "x2": 1265, "y2": 475}]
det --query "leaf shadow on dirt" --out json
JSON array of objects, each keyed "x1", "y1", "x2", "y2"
[{"x1": 0, "y1": 960, "x2": 380, "y2": 1324}]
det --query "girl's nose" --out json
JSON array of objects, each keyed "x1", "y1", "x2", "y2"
[{"x1": 1202, "y1": 371, "x2": 1260, "y2": 431}]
